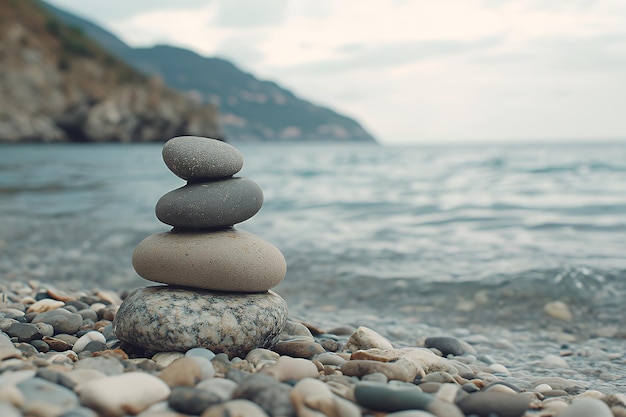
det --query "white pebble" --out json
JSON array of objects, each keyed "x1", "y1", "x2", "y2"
[
  {"x1": 534, "y1": 383, "x2": 552, "y2": 393},
  {"x1": 152, "y1": 352, "x2": 185, "y2": 368},
  {"x1": 345, "y1": 326, "x2": 393, "y2": 351},
  {"x1": 80, "y1": 373, "x2": 171, "y2": 417},
  {"x1": 541, "y1": 354, "x2": 569, "y2": 368},
  {"x1": 73, "y1": 331, "x2": 106, "y2": 353},
  {"x1": 544, "y1": 301, "x2": 573, "y2": 321},
  {"x1": 488, "y1": 363, "x2": 510, "y2": 374}
]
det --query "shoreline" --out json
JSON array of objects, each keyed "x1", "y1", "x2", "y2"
[{"x1": 0, "y1": 278, "x2": 624, "y2": 416}]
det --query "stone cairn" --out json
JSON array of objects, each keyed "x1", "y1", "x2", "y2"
[{"x1": 113, "y1": 136, "x2": 288, "y2": 358}]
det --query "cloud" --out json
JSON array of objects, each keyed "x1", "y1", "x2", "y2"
[
  {"x1": 214, "y1": 35, "x2": 267, "y2": 67},
  {"x1": 280, "y1": 35, "x2": 504, "y2": 74},
  {"x1": 214, "y1": 0, "x2": 289, "y2": 27}
]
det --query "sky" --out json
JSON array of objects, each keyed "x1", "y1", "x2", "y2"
[{"x1": 45, "y1": 0, "x2": 626, "y2": 145}]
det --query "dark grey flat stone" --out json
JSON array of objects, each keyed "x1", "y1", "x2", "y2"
[
  {"x1": 155, "y1": 177, "x2": 263, "y2": 228},
  {"x1": 162, "y1": 136, "x2": 244, "y2": 180}
]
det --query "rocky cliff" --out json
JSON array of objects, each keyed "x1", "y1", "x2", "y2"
[
  {"x1": 42, "y1": 2, "x2": 377, "y2": 143},
  {"x1": 0, "y1": 0, "x2": 221, "y2": 143}
]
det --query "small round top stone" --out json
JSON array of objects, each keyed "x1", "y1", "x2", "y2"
[{"x1": 162, "y1": 136, "x2": 244, "y2": 180}]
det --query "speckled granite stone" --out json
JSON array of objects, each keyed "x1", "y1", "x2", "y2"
[
  {"x1": 113, "y1": 286, "x2": 288, "y2": 358},
  {"x1": 162, "y1": 136, "x2": 243, "y2": 180},
  {"x1": 155, "y1": 178, "x2": 263, "y2": 229},
  {"x1": 132, "y1": 229, "x2": 286, "y2": 292}
]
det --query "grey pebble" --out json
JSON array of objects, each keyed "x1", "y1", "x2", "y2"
[
  {"x1": 232, "y1": 373, "x2": 296, "y2": 417},
  {"x1": 78, "y1": 309, "x2": 98, "y2": 322},
  {"x1": 155, "y1": 178, "x2": 263, "y2": 229},
  {"x1": 186, "y1": 347, "x2": 216, "y2": 361},
  {"x1": 425, "y1": 336, "x2": 467, "y2": 357},
  {"x1": 30, "y1": 339, "x2": 50, "y2": 353},
  {"x1": 17, "y1": 377, "x2": 79, "y2": 410},
  {"x1": 73, "y1": 356, "x2": 124, "y2": 376},
  {"x1": 32, "y1": 309, "x2": 83, "y2": 334},
  {"x1": 162, "y1": 136, "x2": 244, "y2": 180},
  {"x1": 6, "y1": 322, "x2": 42, "y2": 342},
  {"x1": 353, "y1": 381, "x2": 433, "y2": 412},
  {"x1": 168, "y1": 386, "x2": 222, "y2": 415}
]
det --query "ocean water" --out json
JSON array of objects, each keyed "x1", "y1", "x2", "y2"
[{"x1": 1, "y1": 142, "x2": 625, "y2": 335}]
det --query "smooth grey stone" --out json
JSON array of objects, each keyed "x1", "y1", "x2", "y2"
[
  {"x1": 30, "y1": 339, "x2": 50, "y2": 353},
  {"x1": 78, "y1": 309, "x2": 98, "y2": 322},
  {"x1": 456, "y1": 391, "x2": 531, "y2": 417},
  {"x1": 354, "y1": 382, "x2": 434, "y2": 412},
  {"x1": 169, "y1": 386, "x2": 222, "y2": 414},
  {"x1": 232, "y1": 373, "x2": 295, "y2": 417},
  {"x1": 558, "y1": 398, "x2": 613, "y2": 417},
  {"x1": 425, "y1": 336, "x2": 467, "y2": 356},
  {"x1": 132, "y1": 229, "x2": 286, "y2": 292},
  {"x1": 17, "y1": 377, "x2": 79, "y2": 410},
  {"x1": 113, "y1": 287, "x2": 288, "y2": 358},
  {"x1": 6, "y1": 323, "x2": 42, "y2": 342},
  {"x1": 31, "y1": 309, "x2": 83, "y2": 334},
  {"x1": 73, "y1": 356, "x2": 124, "y2": 376},
  {"x1": 163, "y1": 136, "x2": 244, "y2": 180},
  {"x1": 186, "y1": 347, "x2": 216, "y2": 361},
  {"x1": 156, "y1": 178, "x2": 263, "y2": 228},
  {"x1": 0, "y1": 332, "x2": 23, "y2": 360}
]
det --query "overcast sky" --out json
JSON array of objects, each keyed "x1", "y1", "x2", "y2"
[{"x1": 46, "y1": 0, "x2": 626, "y2": 144}]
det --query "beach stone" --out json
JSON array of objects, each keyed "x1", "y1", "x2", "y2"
[
  {"x1": 260, "y1": 355, "x2": 319, "y2": 382},
  {"x1": 245, "y1": 348, "x2": 279, "y2": 366},
  {"x1": 73, "y1": 331, "x2": 106, "y2": 353},
  {"x1": 152, "y1": 352, "x2": 185, "y2": 368},
  {"x1": 32, "y1": 308, "x2": 83, "y2": 334},
  {"x1": 34, "y1": 322, "x2": 55, "y2": 337},
  {"x1": 0, "y1": 332, "x2": 22, "y2": 360},
  {"x1": 132, "y1": 230, "x2": 286, "y2": 292},
  {"x1": 0, "y1": 318, "x2": 18, "y2": 331},
  {"x1": 26, "y1": 299, "x2": 65, "y2": 313},
  {"x1": 156, "y1": 178, "x2": 263, "y2": 228},
  {"x1": 557, "y1": 398, "x2": 613, "y2": 417},
  {"x1": 353, "y1": 381, "x2": 433, "y2": 412},
  {"x1": 186, "y1": 347, "x2": 216, "y2": 361},
  {"x1": 531, "y1": 376, "x2": 585, "y2": 392},
  {"x1": 424, "y1": 336, "x2": 467, "y2": 357},
  {"x1": 544, "y1": 300, "x2": 573, "y2": 321},
  {"x1": 158, "y1": 357, "x2": 207, "y2": 387},
  {"x1": 231, "y1": 373, "x2": 295, "y2": 417},
  {"x1": 113, "y1": 287, "x2": 288, "y2": 358},
  {"x1": 168, "y1": 386, "x2": 222, "y2": 415},
  {"x1": 79, "y1": 372, "x2": 171, "y2": 417},
  {"x1": 291, "y1": 377, "x2": 361, "y2": 417},
  {"x1": 17, "y1": 377, "x2": 79, "y2": 412},
  {"x1": 341, "y1": 357, "x2": 421, "y2": 382},
  {"x1": 162, "y1": 136, "x2": 244, "y2": 180},
  {"x1": 0, "y1": 403, "x2": 21, "y2": 417},
  {"x1": 202, "y1": 399, "x2": 269, "y2": 417},
  {"x1": 196, "y1": 377, "x2": 238, "y2": 401},
  {"x1": 73, "y1": 356, "x2": 124, "y2": 376},
  {"x1": 456, "y1": 391, "x2": 531, "y2": 417},
  {"x1": 345, "y1": 326, "x2": 393, "y2": 352},
  {"x1": 42, "y1": 336, "x2": 72, "y2": 351},
  {"x1": 0, "y1": 383, "x2": 25, "y2": 408},
  {"x1": 6, "y1": 322, "x2": 43, "y2": 342},
  {"x1": 272, "y1": 337, "x2": 325, "y2": 358},
  {"x1": 58, "y1": 407, "x2": 98, "y2": 417}
]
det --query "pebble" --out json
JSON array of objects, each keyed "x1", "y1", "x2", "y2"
[
  {"x1": 131, "y1": 230, "x2": 287, "y2": 292},
  {"x1": 6, "y1": 322, "x2": 43, "y2": 342},
  {"x1": 17, "y1": 377, "x2": 79, "y2": 412},
  {"x1": 79, "y1": 372, "x2": 171, "y2": 417},
  {"x1": 272, "y1": 337, "x2": 326, "y2": 358},
  {"x1": 341, "y1": 358, "x2": 421, "y2": 382},
  {"x1": 73, "y1": 356, "x2": 124, "y2": 376},
  {"x1": 26, "y1": 299, "x2": 65, "y2": 313},
  {"x1": 291, "y1": 377, "x2": 361, "y2": 417},
  {"x1": 196, "y1": 377, "x2": 238, "y2": 401},
  {"x1": 32, "y1": 309, "x2": 84, "y2": 334},
  {"x1": 156, "y1": 179, "x2": 263, "y2": 228},
  {"x1": 544, "y1": 300, "x2": 573, "y2": 321},
  {"x1": 558, "y1": 397, "x2": 613, "y2": 417},
  {"x1": 353, "y1": 381, "x2": 433, "y2": 412},
  {"x1": 231, "y1": 373, "x2": 295, "y2": 417},
  {"x1": 158, "y1": 357, "x2": 209, "y2": 387},
  {"x1": 168, "y1": 386, "x2": 222, "y2": 415},
  {"x1": 186, "y1": 347, "x2": 216, "y2": 361},
  {"x1": 113, "y1": 287, "x2": 288, "y2": 358},
  {"x1": 424, "y1": 336, "x2": 467, "y2": 356},
  {"x1": 260, "y1": 355, "x2": 319, "y2": 381},
  {"x1": 456, "y1": 391, "x2": 531, "y2": 417},
  {"x1": 72, "y1": 331, "x2": 106, "y2": 353},
  {"x1": 152, "y1": 352, "x2": 185, "y2": 368},
  {"x1": 201, "y1": 399, "x2": 269, "y2": 417},
  {"x1": 162, "y1": 136, "x2": 244, "y2": 180},
  {"x1": 0, "y1": 332, "x2": 22, "y2": 360},
  {"x1": 345, "y1": 326, "x2": 394, "y2": 351}
]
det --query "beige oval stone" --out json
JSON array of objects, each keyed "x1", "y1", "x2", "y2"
[
  {"x1": 345, "y1": 326, "x2": 393, "y2": 352},
  {"x1": 26, "y1": 299, "x2": 65, "y2": 313},
  {"x1": 132, "y1": 229, "x2": 286, "y2": 292}
]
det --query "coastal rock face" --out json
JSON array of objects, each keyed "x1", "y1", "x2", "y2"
[
  {"x1": 132, "y1": 229, "x2": 286, "y2": 292},
  {"x1": 113, "y1": 287, "x2": 288, "y2": 358},
  {"x1": 0, "y1": 1, "x2": 221, "y2": 143}
]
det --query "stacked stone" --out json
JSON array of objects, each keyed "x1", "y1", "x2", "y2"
[{"x1": 113, "y1": 136, "x2": 288, "y2": 358}]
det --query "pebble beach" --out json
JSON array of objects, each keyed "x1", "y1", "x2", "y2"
[
  {"x1": 0, "y1": 278, "x2": 625, "y2": 417},
  {"x1": 1, "y1": 141, "x2": 625, "y2": 416}
]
